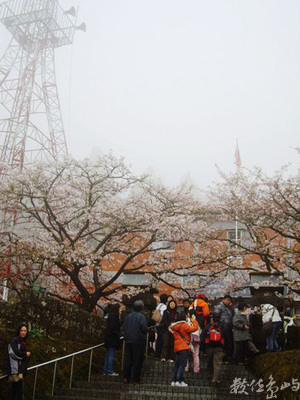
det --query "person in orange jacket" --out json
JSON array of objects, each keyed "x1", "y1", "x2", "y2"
[
  {"x1": 189, "y1": 293, "x2": 210, "y2": 329},
  {"x1": 168, "y1": 311, "x2": 199, "y2": 387}
]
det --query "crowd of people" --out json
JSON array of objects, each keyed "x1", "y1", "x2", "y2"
[
  {"x1": 5, "y1": 292, "x2": 294, "y2": 398},
  {"x1": 99, "y1": 293, "x2": 293, "y2": 388}
]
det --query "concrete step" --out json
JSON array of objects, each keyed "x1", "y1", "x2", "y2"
[
  {"x1": 78, "y1": 376, "x2": 242, "y2": 389},
  {"x1": 91, "y1": 370, "x2": 252, "y2": 382},
  {"x1": 142, "y1": 369, "x2": 252, "y2": 378},
  {"x1": 145, "y1": 361, "x2": 252, "y2": 371},
  {"x1": 76, "y1": 379, "x2": 213, "y2": 389},
  {"x1": 40, "y1": 390, "x2": 261, "y2": 400},
  {"x1": 58, "y1": 385, "x2": 215, "y2": 395},
  {"x1": 54, "y1": 384, "x2": 261, "y2": 398},
  {"x1": 40, "y1": 396, "x2": 258, "y2": 400},
  {"x1": 143, "y1": 363, "x2": 253, "y2": 374},
  {"x1": 39, "y1": 356, "x2": 261, "y2": 400}
]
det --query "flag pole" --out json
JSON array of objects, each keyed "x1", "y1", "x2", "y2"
[{"x1": 235, "y1": 138, "x2": 241, "y2": 247}]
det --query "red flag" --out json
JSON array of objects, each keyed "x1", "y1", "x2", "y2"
[{"x1": 235, "y1": 140, "x2": 241, "y2": 168}]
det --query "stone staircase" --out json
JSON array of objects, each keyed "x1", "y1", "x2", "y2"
[{"x1": 40, "y1": 356, "x2": 262, "y2": 400}]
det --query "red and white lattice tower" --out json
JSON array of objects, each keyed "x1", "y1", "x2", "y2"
[
  {"x1": 0, "y1": 0, "x2": 85, "y2": 171},
  {"x1": 0, "y1": 0, "x2": 85, "y2": 300}
]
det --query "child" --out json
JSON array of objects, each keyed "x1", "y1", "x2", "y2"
[
  {"x1": 185, "y1": 309, "x2": 201, "y2": 373},
  {"x1": 169, "y1": 311, "x2": 199, "y2": 387}
]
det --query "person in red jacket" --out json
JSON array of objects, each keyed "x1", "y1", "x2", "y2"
[{"x1": 169, "y1": 312, "x2": 199, "y2": 387}]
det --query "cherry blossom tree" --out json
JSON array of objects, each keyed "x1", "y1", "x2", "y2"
[
  {"x1": 209, "y1": 165, "x2": 300, "y2": 296},
  {"x1": 1, "y1": 154, "x2": 216, "y2": 311}
]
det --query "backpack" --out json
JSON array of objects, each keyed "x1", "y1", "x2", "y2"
[
  {"x1": 152, "y1": 309, "x2": 162, "y2": 323},
  {"x1": 152, "y1": 303, "x2": 165, "y2": 323},
  {"x1": 191, "y1": 333, "x2": 200, "y2": 342},
  {"x1": 205, "y1": 325, "x2": 224, "y2": 345},
  {"x1": 193, "y1": 300, "x2": 206, "y2": 329}
]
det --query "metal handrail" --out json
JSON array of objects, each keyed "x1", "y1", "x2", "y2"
[
  {"x1": 0, "y1": 342, "x2": 106, "y2": 380},
  {"x1": 0, "y1": 332, "x2": 150, "y2": 399},
  {"x1": 0, "y1": 338, "x2": 124, "y2": 399}
]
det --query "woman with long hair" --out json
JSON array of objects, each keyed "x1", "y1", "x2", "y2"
[
  {"x1": 160, "y1": 299, "x2": 178, "y2": 362},
  {"x1": 7, "y1": 324, "x2": 31, "y2": 400}
]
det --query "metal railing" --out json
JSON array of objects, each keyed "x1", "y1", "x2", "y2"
[
  {"x1": 0, "y1": 333, "x2": 151, "y2": 399},
  {"x1": 0, "y1": 342, "x2": 106, "y2": 399}
]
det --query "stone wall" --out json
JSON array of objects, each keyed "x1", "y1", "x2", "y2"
[{"x1": 0, "y1": 291, "x2": 105, "y2": 343}]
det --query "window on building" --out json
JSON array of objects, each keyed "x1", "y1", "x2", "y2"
[
  {"x1": 122, "y1": 273, "x2": 151, "y2": 286},
  {"x1": 227, "y1": 229, "x2": 243, "y2": 247},
  {"x1": 150, "y1": 241, "x2": 174, "y2": 251}
]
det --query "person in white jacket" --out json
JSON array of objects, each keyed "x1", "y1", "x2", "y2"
[{"x1": 261, "y1": 303, "x2": 282, "y2": 352}]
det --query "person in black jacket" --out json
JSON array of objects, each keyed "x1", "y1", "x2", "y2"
[
  {"x1": 123, "y1": 300, "x2": 148, "y2": 384},
  {"x1": 7, "y1": 324, "x2": 31, "y2": 400},
  {"x1": 161, "y1": 299, "x2": 178, "y2": 362},
  {"x1": 103, "y1": 303, "x2": 121, "y2": 376},
  {"x1": 213, "y1": 295, "x2": 234, "y2": 363}
]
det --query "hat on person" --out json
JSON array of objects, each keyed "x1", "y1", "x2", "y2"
[{"x1": 197, "y1": 294, "x2": 206, "y2": 300}]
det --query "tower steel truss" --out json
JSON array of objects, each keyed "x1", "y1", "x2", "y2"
[
  {"x1": 0, "y1": 0, "x2": 85, "y2": 300},
  {"x1": 0, "y1": 0, "x2": 84, "y2": 170}
]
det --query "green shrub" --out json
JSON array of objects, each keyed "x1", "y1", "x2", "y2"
[
  {"x1": 0, "y1": 328, "x2": 110, "y2": 399},
  {"x1": 250, "y1": 351, "x2": 300, "y2": 400}
]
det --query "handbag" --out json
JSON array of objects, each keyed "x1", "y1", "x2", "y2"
[
  {"x1": 262, "y1": 320, "x2": 273, "y2": 336},
  {"x1": 262, "y1": 308, "x2": 275, "y2": 336},
  {"x1": 8, "y1": 374, "x2": 23, "y2": 383}
]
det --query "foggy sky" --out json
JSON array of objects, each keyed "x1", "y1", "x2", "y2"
[{"x1": 0, "y1": 0, "x2": 299, "y2": 189}]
